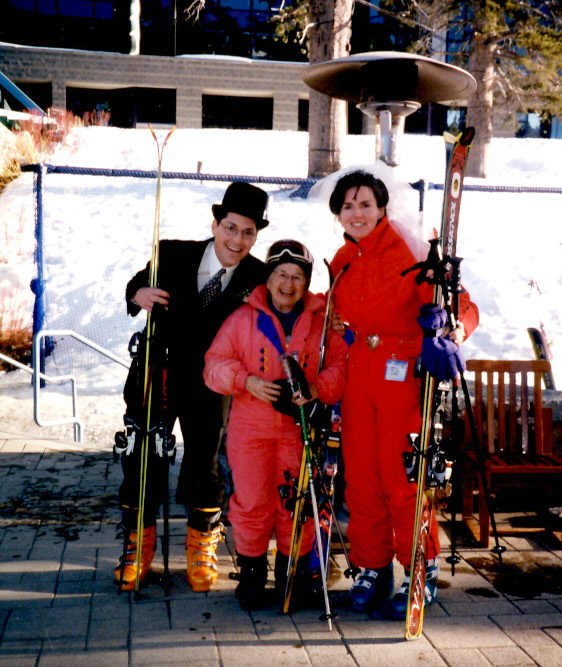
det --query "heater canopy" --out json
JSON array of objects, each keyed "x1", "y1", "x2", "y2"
[{"x1": 303, "y1": 51, "x2": 476, "y2": 105}]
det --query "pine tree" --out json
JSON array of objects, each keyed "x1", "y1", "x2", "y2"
[
  {"x1": 274, "y1": 0, "x2": 354, "y2": 177},
  {"x1": 184, "y1": 1, "x2": 562, "y2": 178},
  {"x1": 376, "y1": 0, "x2": 562, "y2": 176},
  {"x1": 306, "y1": 0, "x2": 354, "y2": 177}
]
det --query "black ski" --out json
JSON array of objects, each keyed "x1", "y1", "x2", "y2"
[{"x1": 528, "y1": 327, "x2": 556, "y2": 390}]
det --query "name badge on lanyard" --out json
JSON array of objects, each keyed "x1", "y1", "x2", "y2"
[{"x1": 385, "y1": 357, "x2": 408, "y2": 382}]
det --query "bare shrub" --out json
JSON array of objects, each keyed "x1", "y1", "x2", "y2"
[
  {"x1": 0, "y1": 326, "x2": 33, "y2": 371},
  {"x1": 1, "y1": 107, "x2": 111, "y2": 192},
  {"x1": 0, "y1": 157, "x2": 21, "y2": 193},
  {"x1": 0, "y1": 287, "x2": 32, "y2": 371},
  {"x1": 16, "y1": 108, "x2": 83, "y2": 163},
  {"x1": 0, "y1": 107, "x2": 111, "y2": 369}
]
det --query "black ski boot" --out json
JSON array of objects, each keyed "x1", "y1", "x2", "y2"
[
  {"x1": 296, "y1": 552, "x2": 324, "y2": 608},
  {"x1": 275, "y1": 551, "x2": 323, "y2": 609},
  {"x1": 235, "y1": 553, "x2": 268, "y2": 611}
]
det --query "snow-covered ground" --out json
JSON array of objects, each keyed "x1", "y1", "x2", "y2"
[{"x1": 1, "y1": 127, "x2": 561, "y2": 445}]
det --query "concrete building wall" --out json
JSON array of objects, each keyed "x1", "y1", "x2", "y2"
[
  {"x1": 3, "y1": 42, "x2": 544, "y2": 139},
  {"x1": 0, "y1": 42, "x2": 310, "y2": 131}
]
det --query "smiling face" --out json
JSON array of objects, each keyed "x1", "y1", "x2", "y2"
[
  {"x1": 267, "y1": 262, "x2": 308, "y2": 313},
  {"x1": 337, "y1": 185, "x2": 386, "y2": 242},
  {"x1": 211, "y1": 212, "x2": 258, "y2": 267}
]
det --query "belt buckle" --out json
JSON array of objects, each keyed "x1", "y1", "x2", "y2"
[{"x1": 365, "y1": 334, "x2": 381, "y2": 350}]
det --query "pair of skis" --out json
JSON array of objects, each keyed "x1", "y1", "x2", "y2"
[
  {"x1": 404, "y1": 127, "x2": 512, "y2": 639},
  {"x1": 281, "y1": 355, "x2": 335, "y2": 630},
  {"x1": 281, "y1": 263, "x2": 354, "y2": 628},
  {"x1": 404, "y1": 127, "x2": 471, "y2": 639},
  {"x1": 116, "y1": 127, "x2": 175, "y2": 598}
]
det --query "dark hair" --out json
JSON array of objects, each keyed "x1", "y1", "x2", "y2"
[{"x1": 328, "y1": 171, "x2": 389, "y2": 215}]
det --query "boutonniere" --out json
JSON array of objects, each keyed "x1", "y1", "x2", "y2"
[{"x1": 238, "y1": 289, "x2": 252, "y2": 303}]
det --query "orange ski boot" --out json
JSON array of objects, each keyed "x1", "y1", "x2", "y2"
[
  {"x1": 114, "y1": 525, "x2": 157, "y2": 591},
  {"x1": 186, "y1": 507, "x2": 223, "y2": 592}
]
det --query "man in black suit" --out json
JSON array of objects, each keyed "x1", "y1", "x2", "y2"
[{"x1": 115, "y1": 182, "x2": 268, "y2": 592}]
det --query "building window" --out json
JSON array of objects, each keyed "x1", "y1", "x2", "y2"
[
  {"x1": 180, "y1": 0, "x2": 305, "y2": 61},
  {"x1": 10, "y1": 0, "x2": 37, "y2": 9},
  {"x1": 516, "y1": 112, "x2": 546, "y2": 138},
  {"x1": 298, "y1": 99, "x2": 308, "y2": 132},
  {"x1": 348, "y1": 102, "x2": 362, "y2": 135},
  {"x1": 67, "y1": 87, "x2": 176, "y2": 128},
  {"x1": 405, "y1": 103, "x2": 448, "y2": 135},
  {"x1": 38, "y1": 0, "x2": 56, "y2": 12},
  {"x1": 12, "y1": 0, "x2": 113, "y2": 16},
  {"x1": 7, "y1": 0, "x2": 125, "y2": 51},
  {"x1": 17, "y1": 82, "x2": 52, "y2": 111},
  {"x1": 551, "y1": 117, "x2": 562, "y2": 139},
  {"x1": 127, "y1": 88, "x2": 176, "y2": 125},
  {"x1": 202, "y1": 94, "x2": 273, "y2": 129}
]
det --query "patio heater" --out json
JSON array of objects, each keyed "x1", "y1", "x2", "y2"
[{"x1": 302, "y1": 51, "x2": 476, "y2": 167}]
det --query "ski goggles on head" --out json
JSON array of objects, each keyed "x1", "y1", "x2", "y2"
[
  {"x1": 266, "y1": 239, "x2": 314, "y2": 279},
  {"x1": 266, "y1": 240, "x2": 314, "y2": 266}
]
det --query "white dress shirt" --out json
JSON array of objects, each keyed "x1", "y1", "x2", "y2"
[{"x1": 197, "y1": 241, "x2": 237, "y2": 293}]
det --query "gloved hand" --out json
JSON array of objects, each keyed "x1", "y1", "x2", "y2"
[
  {"x1": 417, "y1": 303, "x2": 466, "y2": 381},
  {"x1": 271, "y1": 378, "x2": 299, "y2": 419},
  {"x1": 272, "y1": 356, "x2": 313, "y2": 421}
]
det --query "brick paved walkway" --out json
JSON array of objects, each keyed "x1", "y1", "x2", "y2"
[{"x1": 1, "y1": 429, "x2": 562, "y2": 666}]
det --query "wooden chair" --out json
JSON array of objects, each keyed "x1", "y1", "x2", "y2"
[{"x1": 461, "y1": 359, "x2": 562, "y2": 546}]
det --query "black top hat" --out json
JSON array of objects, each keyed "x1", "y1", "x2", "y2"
[{"x1": 212, "y1": 182, "x2": 269, "y2": 230}]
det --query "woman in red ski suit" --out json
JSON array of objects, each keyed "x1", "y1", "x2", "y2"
[
  {"x1": 327, "y1": 170, "x2": 478, "y2": 618},
  {"x1": 204, "y1": 240, "x2": 348, "y2": 611}
]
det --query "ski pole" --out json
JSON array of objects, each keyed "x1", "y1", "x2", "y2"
[
  {"x1": 458, "y1": 372, "x2": 506, "y2": 563},
  {"x1": 117, "y1": 522, "x2": 131, "y2": 595},
  {"x1": 307, "y1": 439, "x2": 358, "y2": 580},
  {"x1": 444, "y1": 257, "x2": 463, "y2": 574},
  {"x1": 281, "y1": 355, "x2": 334, "y2": 630},
  {"x1": 447, "y1": 256, "x2": 505, "y2": 564},
  {"x1": 282, "y1": 447, "x2": 309, "y2": 613},
  {"x1": 157, "y1": 337, "x2": 173, "y2": 602},
  {"x1": 282, "y1": 263, "x2": 349, "y2": 617},
  {"x1": 312, "y1": 263, "x2": 354, "y2": 577}
]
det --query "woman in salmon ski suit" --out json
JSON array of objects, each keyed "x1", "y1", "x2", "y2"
[
  {"x1": 327, "y1": 170, "x2": 479, "y2": 618},
  {"x1": 204, "y1": 239, "x2": 348, "y2": 611}
]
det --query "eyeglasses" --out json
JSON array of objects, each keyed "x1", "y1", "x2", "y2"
[
  {"x1": 270, "y1": 269, "x2": 308, "y2": 285},
  {"x1": 218, "y1": 221, "x2": 257, "y2": 240}
]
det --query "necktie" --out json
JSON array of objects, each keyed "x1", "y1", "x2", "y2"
[{"x1": 200, "y1": 268, "x2": 226, "y2": 310}]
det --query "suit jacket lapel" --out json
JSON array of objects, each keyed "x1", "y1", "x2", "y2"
[{"x1": 188, "y1": 238, "x2": 213, "y2": 307}]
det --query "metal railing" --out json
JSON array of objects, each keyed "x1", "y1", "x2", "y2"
[
  {"x1": 28, "y1": 329, "x2": 130, "y2": 443},
  {"x1": 0, "y1": 348, "x2": 81, "y2": 440}
]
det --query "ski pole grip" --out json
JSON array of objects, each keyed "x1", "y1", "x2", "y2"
[{"x1": 283, "y1": 355, "x2": 312, "y2": 400}]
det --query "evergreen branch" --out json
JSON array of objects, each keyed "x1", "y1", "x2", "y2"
[{"x1": 355, "y1": 0, "x2": 432, "y2": 31}]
